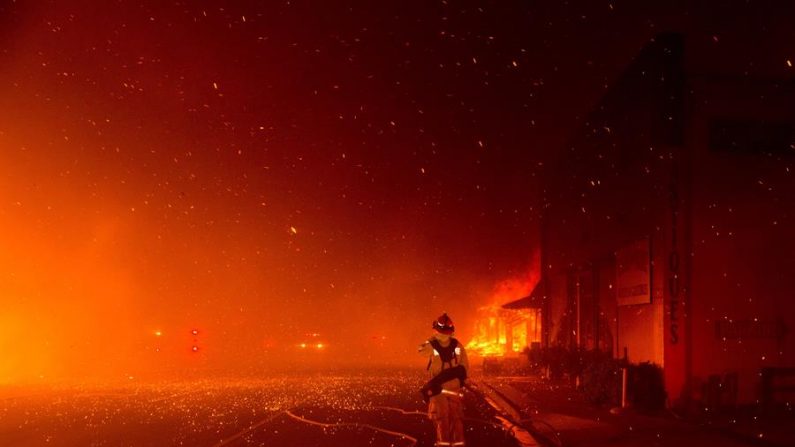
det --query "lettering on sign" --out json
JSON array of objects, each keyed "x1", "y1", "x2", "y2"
[{"x1": 715, "y1": 320, "x2": 788, "y2": 342}]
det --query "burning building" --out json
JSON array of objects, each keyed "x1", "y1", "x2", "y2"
[{"x1": 468, "y1": 290, "x2": 543, "y2": 359}]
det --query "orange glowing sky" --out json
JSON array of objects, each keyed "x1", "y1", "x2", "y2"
[{"x1": 0, "y1": 0, "x2": 709, "y2": 382}]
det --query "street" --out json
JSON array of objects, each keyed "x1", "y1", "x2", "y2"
[
  {"x1": 0, "y1": 371, "x2": 519, "y2": 447},
  {"x1": 0, "y1": 3, "x2": 792, "y2": 447}
]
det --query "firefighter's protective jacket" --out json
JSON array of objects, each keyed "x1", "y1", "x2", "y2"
[{"x1": 418, "y1": 334, "x2": 469, "y2": 391}]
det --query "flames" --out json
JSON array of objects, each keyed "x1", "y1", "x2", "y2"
[
  {"x1": 468, "y1": 310, "x2": 508, "y2": 357},
  {"x1": 467, "y1": 307, "x2": 541, "y2": 357},
  {"x1": 467, "y1": 276, "x2": 542, "y2": 357}
]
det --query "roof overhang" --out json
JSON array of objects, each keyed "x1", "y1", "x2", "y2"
[{"x1": 501, "y1": 283, "x2": 543, "y2": 310}]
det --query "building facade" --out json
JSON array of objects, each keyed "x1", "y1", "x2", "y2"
[{"x1": 543, "y1": 32, "x2": 795, "y2": 408}]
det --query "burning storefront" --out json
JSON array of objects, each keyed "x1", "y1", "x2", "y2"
[{"x1": 468, "y1": 291, "x2": 543, "y2": 372}]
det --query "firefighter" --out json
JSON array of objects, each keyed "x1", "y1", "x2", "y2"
[{"x1": 418, "y1": 312, "x2": 469, "y2": 447}]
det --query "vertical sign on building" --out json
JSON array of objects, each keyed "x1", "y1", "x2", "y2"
[
  {"x1": 668, "y1": 171, "x2": 681, "y2": 345},
  {"x1": 616, "y1": 238, "x2": 651, "y2": 306}
]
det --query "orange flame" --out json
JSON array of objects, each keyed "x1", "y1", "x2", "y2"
[{"x1": 467, "y1": 274, "x2": 541, "y2": 357}]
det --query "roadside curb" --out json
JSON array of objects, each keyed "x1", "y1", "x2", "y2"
[{"x1": 468, "y1": 381, "x2": 547, "y2": 447}]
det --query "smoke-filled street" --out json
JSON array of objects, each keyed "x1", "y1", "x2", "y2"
[
  {"x1": 2, "y1": 0, "x2": 795, "y2": 446},
  {"x1": 1, "y1": 372, "x2": 518, "y2": 447}
]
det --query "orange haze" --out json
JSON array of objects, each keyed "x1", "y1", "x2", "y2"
[{"x1": 0, "y1": 1, "x2": 541, "y2": 384}]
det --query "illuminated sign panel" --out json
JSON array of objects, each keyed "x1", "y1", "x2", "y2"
[{"x1": 616, "y1": 238, "x2": 651, "y2": 306}]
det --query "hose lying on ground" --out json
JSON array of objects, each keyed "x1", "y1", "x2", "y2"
[{"x1": 285, "y1": 409, "x2": 419, "y2": 447}]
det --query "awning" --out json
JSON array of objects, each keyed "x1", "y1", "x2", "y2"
[{"x1": 501, "y1": 284, "x2": 543, "y2": 310}]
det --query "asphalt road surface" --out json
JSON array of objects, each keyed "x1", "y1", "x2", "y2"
[{"x1": 0, "y1": 372, "x2": 520, "y2": 447}]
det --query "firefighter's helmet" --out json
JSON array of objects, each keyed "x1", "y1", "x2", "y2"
[{"x1": 432, "y1": 312, "x2": 455, "y2": 334}]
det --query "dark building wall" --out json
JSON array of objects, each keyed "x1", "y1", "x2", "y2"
[
  {"x1": 544, "y1": 31, "x2": 795, "y2": 406},
  {"x1": 543, "y1": 33, "x2": 683, "y2": 367},
  {"x1": 685, "y1": 77, "x2": 795, "y2": 403}
]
